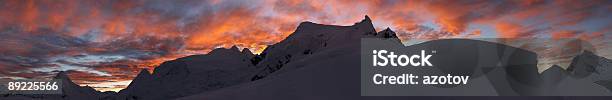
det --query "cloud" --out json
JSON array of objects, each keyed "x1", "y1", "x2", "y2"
[
  {"x1": 0, "y1": 0, "x2": 610, "y2": 92},
  {"x1": 552, "y1": 30, "x2": 581, "y2": 40},
  {"x1": 495, "y1": 21, "x2": 527, "y2": 38}
]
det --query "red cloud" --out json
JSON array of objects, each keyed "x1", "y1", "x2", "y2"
[{"x1": 0, "y1": 0, "x2": 609, "y2": 92}]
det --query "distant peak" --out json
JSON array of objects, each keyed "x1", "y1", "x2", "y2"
[
  {"x1": 138, "y1": 69, "x2": 150, "y2": 75},
  {"x1": 241, "y1": 48, "x2": 253, "y2": 54},
  {"x1": 576, "y1": 50, "x2": 603, "y2": 59},
  {"x1": 545, "y1": 65, "x2": 564, "y2": 72},
  {"x1": 54, "y1": 71, "x2": 69, "y2": 79},
  {"x1": 241, "y1": 48, "x2": 256, "y2": 59},
  {"x1": 384, "y1": 27, "x2": 392, "y2": 31},
  {"x1": 364, "y1": 15, "x2": 371, "y2": 22},
  {"x1": 299, "y1": 21, "x2": 315, "y2": 25},
  {"x1": 133, "y1": 68, "x2": 152, "y2": 82},
  {"x1": 357, "y1": 15, "x2": 372, "y2": 25},
  {"x1": 208, "y1": 45, "x2": 241, "y2": 55},
  {"x1": 380, "y1": 27, "x2": 395, "y2": 34},
  {"x1": 295, "y1": 21, "x2": 318, "y2": 31},
  {"x1": 582, "y1": 50, "x2": 596, "y2": 56},
  {"x1": 230, "y1": 45, "x2": 240, "y2": 51},
  {"x1": 376, "y1": 27, "x2": 398, "y2": 38}
]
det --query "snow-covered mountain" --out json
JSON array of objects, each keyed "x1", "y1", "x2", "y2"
[
  {"x1": 176, "y1": 16, "x2": 612, "y2": 99},
  {"x1": 251, "y1": 16, "x2": 398, "y2": 80},
  {"x1": 1, "y1": 71, "x2": 116, "y2": 100},
  {"x1": 114, "y1": 46, "x2": 257, "y2": 100}
]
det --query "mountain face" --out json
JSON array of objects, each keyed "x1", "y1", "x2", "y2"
[
  {"x1": 114, "y1": 45, "x2": 257, "y2": 100},
  {"x1": 567, "y1": 51, "x2": 612, "y2": 78},
  {"x1": 251, "y1": 16, "x2": 391, "y2": 80},
  {"x1": 52, "y1": 71, "x2": 117, "y2": 100},
  {"x1": 114, "y1": 16, "x2": 402, "y2": 100},
  {"x1": 566, "y1": 51, "x2": 612, "y2": 89}
]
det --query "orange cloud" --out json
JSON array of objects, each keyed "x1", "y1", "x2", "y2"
[
  {"x1": 552, "y1": 30, "x2": 579, "y2": 40},
  {"x1": 423, "y1": 0, "x2": 492, "y2": 35},
  {"x1": 495, "y1": 21, "x2": 524, "y2": 38},
  {"x1": 186, "y1": 8, "x2": 292, "y2": 53}
]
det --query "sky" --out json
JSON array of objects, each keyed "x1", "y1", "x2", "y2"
[{"x1": 0, "y1": 0, "x2": 610, "y2": 92}]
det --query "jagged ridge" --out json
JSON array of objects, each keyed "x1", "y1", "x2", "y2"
[{"x1": 251, "y1": 15, "x2": 399, "y2": 80}]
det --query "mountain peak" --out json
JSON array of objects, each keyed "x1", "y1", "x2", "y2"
[
  {"x1": 252, "y1": 15, "x2": 380, "y2": 81},
  {"x1": 364, "y1": 15, "x2": 372, "y2": 22},
  {"x1": 373, "y1": 27, "x2": 402, "y2": 45},
  {"x1": 137, "y1": 69, "x2": 150, "y2": 76},
  {"x1": 208, "y1": 46, "x2": 242, "y2": 56},
  {"x1": 355, "y1": 15, "x2": 372, "y2": 26},
  {"x1": 230, "y1": 45, "x2": 240, "y2": 51},
  {"x1": 582, "y1": 50, "x2": 596, "y2": 56},
  {"x1": 295, "y1": 21, "x2": 320, "y2": 33},
  {"x1": 377, "y1": 27, "x2": 398, "y2": 38},
  {"x1": 242, "y1": 48, "x2": 255, "y2": 59},
  {"x1": 383, "y1": 27, "x2": 392, "y2": 31},
  {"x1": 54, "y1": 71, "x2": 69, "y2": 79},
  {"x1": 241, "y1": 48, "x2": 252, "y2": 54},
  {"x1": 566, "y1": 50, "x2": 609, "y2": 78},
  {"x1": 129, "y1": 68, "x2": 152, "y2": 86}
]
